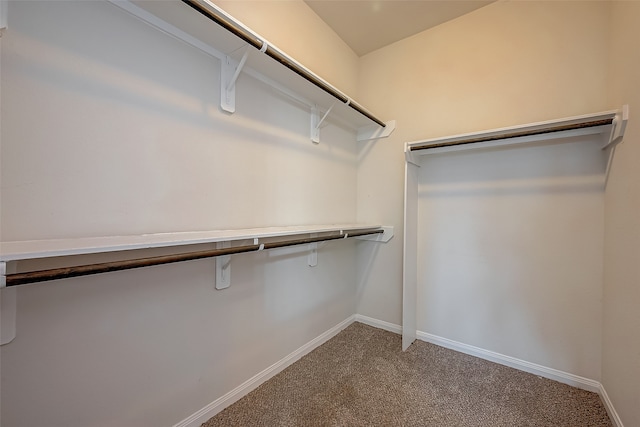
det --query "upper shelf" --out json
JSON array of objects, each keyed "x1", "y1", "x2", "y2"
[
  {"x1": 0, "y1": 224, "x2": 390, "y2": 262},
  {"x1": 405, "y1": 106, "x2": 629, "y2": 158},
  {"x1": 108, "y1": 0, "x2": 388, "y2": 133}
]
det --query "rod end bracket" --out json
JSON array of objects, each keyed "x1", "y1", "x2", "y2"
[
  {"x1": 355, "y1": 226, "x2": 394, "y2": 243},
  {"x1": 357, "y1": 120, "x2": 396, "y2": 142},
  {"x1": 215, "y1": 242, "x2": 232, "y2": 289}
]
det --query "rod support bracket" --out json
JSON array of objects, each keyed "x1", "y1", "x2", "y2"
[
  {"x1": 603, "y1": 105, "x2": 630, "y2": 185},
  {"x1": 0, "y1": 261, "x2": 6, "y2": 288},
  {"x1": 1, "y1": 261, "x2": 17, "y2": 345},
  {"x1": 311, "y1": 105, "x2": 320, "y2": 143},
  {"x1": 215, "y1": 242, "x2": 232, "y2": 290},
  {"x1": 355, "y1": 226, "x2": 394, "y2": 243},
  {"x1": 221, "y1": 51, "x2": 249, "y2": 113},
  {"x1": 308, "y1": 234, "x2": 318, "y2": 266},
  {"x1": 404, "y1": 143, "x2": 421, "y2": 167},
  {"x1": 357, "y1": 120, "x2": 396, "y2": 142},
  {"x1": 602, "y1": 104, "x2": 629, "y2": 150}
]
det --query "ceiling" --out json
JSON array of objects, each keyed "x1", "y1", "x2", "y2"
[{"x1": 304, "y1": 0, "x2": 494, "y2": 56}]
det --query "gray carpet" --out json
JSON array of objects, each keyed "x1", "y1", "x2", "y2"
[{"x1": 203, "y1": 322, "x2": 611, "y2": 426}]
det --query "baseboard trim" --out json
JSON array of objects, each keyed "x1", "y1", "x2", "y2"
[
  {"x1": 354, "y1": 314, "x2": 402, "y2": 334},
  {"x1": 354, "y1": 315, "x2": 602, "y2": 393},
  {"x1": 598, "y1": 383, "x2": 624, "y2": 427},
  {"x1": 417, "y1": 329, "x2": 602, "y2": 393},
  {"x1": 173, "y1": 315, "x2": 357, "y2": 427},
  {"x1": 358, "y1": 315, "x2": 625, "y2": 426},
  {"x1": 174, "y1": 314, "x2": 624, "y2": 427}
]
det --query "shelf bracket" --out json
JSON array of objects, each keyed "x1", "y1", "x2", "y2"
[
  {"x1": 357, "y1": 120, "x2": 396, "y2": 142},
  {"x1": 1, "y1": 262, "x2": 17, "y2": 346},
  {"x1": 355, "y1": 226, "x2": 394, "y2": 243},
  {"x1": 215, "y1": 241, "x2": 232, "y2": 290},
  {"x1": 310, "y1": 103, "x2": 336, "y2": 144},
  {"x1": 602, "y1": 104, "x2": 629, "y2": 151},
  {"x1": 603, "y1": 105, "x2": 630, "y2": 184},
  {"x1": 220, "y1": 50, "x2": 249, "y2": 113},
  {"x1": 0, "y1": 261, "x2": 5, "y2": 289},
  {"x1": 404, "y1": 143, "x2": 421, "y2": 167},
  {"x1": 310, "y1": 105, "x2": 320, "y2": 143},
  {"x1": 308, "y1": 234, "x2": 318, "y2": 267}
]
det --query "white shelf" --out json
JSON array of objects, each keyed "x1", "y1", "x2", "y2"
[
  {"x1": 109, "y1": 0, "x2": 388, "y2": 133},
  {"x1": 0, "y1": 224, "x2": 384, "y2": 262},
  {"x1": 405, "y1": 107, "x2": 628, "y2": 159}
]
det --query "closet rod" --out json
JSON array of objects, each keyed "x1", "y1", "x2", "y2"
[
  {"x1": 410, "y1": 118, "x2": 613, "y2": 151},
  {"x1": 4, "y1": 229, "x2": 384, "y2": 287},
  {"x1": 181, "y1": 0, "x2": 386, "y2": 128}
]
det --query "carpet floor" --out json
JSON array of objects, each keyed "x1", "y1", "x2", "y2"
[{"x1": 202, "y1": 322, "x2": 611, "y2": 426}]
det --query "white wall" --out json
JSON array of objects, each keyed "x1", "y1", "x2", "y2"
[
  {"x1": 357, "y1": 1, "x2": 610, "y2": 379},
  {"x1": 0, "y1": 1, "x2": 361, "y2": 425},
  {"x1": 603, "y1": 2, "x2": 640, "y2": 425}
]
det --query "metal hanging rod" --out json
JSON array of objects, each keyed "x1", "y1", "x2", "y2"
[
  {"x1": 410, "y1": 118, "x2": 614, "y2": 151},
  {"x1": 181, "y1": 0, "x2": 386, "y2": 128},
  {"x1": 4, "y1": 229, "x2": 384, "y2": 287}
]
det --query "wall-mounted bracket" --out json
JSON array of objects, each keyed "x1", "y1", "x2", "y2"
[
  {"x1": 1, "y1": 262, "x2": 17, "y2": 345},
  {"x1": 602, "y1": 104, "x2": 629, "y2": 150},
  {"x1": 1, "y1": 261, "x2": 6, "y2": 288},
  {"x1": 310, "y1": 103, "x2": 336, "y2": 144},
  {"x1": 215, "y1": 241, "x2": 231, "y2": 290},
  {"x1": 404, "y1": 143, "x2": 421, "y2": 167},
  {"x1": 308, "y1": 233, "x2": 318, "y2": 267},
  {"x1": 220, "y1": 50, "x2": 249, "y2": 113},
  {"x1": 357, "y1": 120, "x2": 396, "y2": 142},
  {"x1": 602, "y1": 104, "x2": 630, "y2": 185},
  {"x1": 311, "y1": 105, "x2": 320, "y2": 143},
  {"x1": 354, "y1": 226, "x2": 394, "y2": 243}
]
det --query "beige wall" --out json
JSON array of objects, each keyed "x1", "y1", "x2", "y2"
[
  {"x1": 214, "y1": 0, "x2": 359, "y2": 97},
  {"x1": 357, "y1": 0, "x2": 610, "y2": 379},
  {"x1": 0, "y1": 1, "x2": 360, "y2": 425},
  {"x1": 603, "y1": 2, "x2": 640, "y2": 425}
]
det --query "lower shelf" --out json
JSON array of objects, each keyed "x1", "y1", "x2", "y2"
[{"x1": 0, "y1": 224, "x2": 393, "y2": 287}]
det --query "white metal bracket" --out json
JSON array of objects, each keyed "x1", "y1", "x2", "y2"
[
  {"x1": 1, "y1": 262, "x2": 17, "y2": 345},
  {"x1": 404, "y1": 142, "x2": 421, "y2": 167},
  {"x1": 311, "y1": 105, "x2": 320, "y2": 143},
  {"x1": 308, "y1": 234, "x2": 318, "y2": 267},
  {"x1": 357, "y1": 120, "x2": 396, "y2": 142},
  {"x1": 603, "y1": 105, "x2": 629, "y2": 184},
  {"x1": 220, "y1": 50, "x2": 249, "y2": 113},
  {"x1": 602, "y1": 104, "x2": 629, "y2": 150},
  {"x1": 215, "y1": 241, "x2": 231, "y2": 290},
  {"x1": 310, "y1": 103, "x2": 336, "y2": 144},
  {"x1": 310, "y1": 105, "x2": 330, "y2": 143},
  {"x1": 355, "y1": 226, "x2": 394, "y2": 243},
  {"x1": 1, "y1": 261, "x2": 6, "y2": 289}
]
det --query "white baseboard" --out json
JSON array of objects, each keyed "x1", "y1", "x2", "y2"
[
  {"x1": 358, "y1": 315, "x2": 625, "y2": 426},
  {"x1": 354, "y1": 314, "x2": 402, "y2": 334},
  {"x1": 174, "y1": 313, "x2": 624, "y2": 427},
  {"x1": 354, "y1": 315, "x2": 607, "y2": 393},
  {"x1": 598, "y1": 383, "x2": 624, "y2": 427},
  {"x1": 173, "y1": 315, "x2": 357, "y2": 427},
  {"x1": 416, "y1": 330, "x2": 602, "y2": 393}
]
